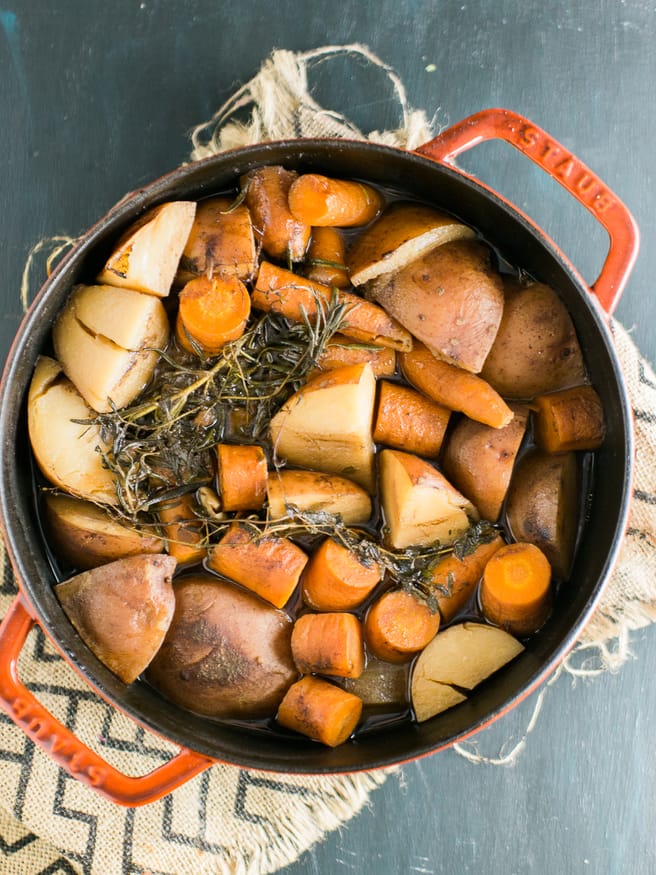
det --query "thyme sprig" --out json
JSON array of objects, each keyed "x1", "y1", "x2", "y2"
[{"x1": 91, "y1": 294, "x2": 348, "y2": 519}]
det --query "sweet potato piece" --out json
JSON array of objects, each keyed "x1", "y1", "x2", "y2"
[
  {"x1": 175, "y1": 196, "x2": 256, "y2": 284},
  {"x1": 400, "y1": 341, "x2": 513, "y2": 429},
  {"x1": 147, "y1": 575, "x2": 297, "y2": 718},
  {"x1": 373, "y1": 380, "x2": 451, "y2": 457},
  {"x1": 441, "y1": 405, "x2": 529, "y2": 521},
  {"x1": 348, "y1": 201, "x2": 475, "y2": 287},
  {"x1": 252, "y1": 261, "x2": 412, "y2": 351},
  {"x1": 269, "y1": 362, "x2": 376, "y2": 492},
  {"x1": 242, "y1": 165, "x2": 311, "y2": 261},
  {"x1": 267, "y1": 469, "x2": 372, "y2": 525},
  {"x1": 505, "y1": 449, "x2": 580, "y2": 580},
  {"x1": 44, "y1": 493, "x2": 163, "y2": 570},
  {"x1": 480, "y1": 280, "x2": 587, "y2": 399},
  {"x1": 208, "y1": 522, "x2": 308, "y2": 608},
  {"x1": 365, "y1": 239, "x2": 504, "y2": 373},
  {"x1": 55, "y1": 554, "x2": 176, "y2": 684},
  {"x1": 533, "y1": 384, "x2": 605, "y2": 453}
]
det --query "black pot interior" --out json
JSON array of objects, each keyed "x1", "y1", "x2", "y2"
[{"x1": 0, "y1": 140, "x2": 633, "y2": 773}]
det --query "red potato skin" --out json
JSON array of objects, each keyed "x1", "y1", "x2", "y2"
[{"x1": 146, "y1": 575, "x2": 297, "y2": 719}]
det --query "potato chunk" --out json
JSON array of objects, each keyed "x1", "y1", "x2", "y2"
[
  {"x1": 267, "y1": 469, "x2": 372, "y2": 525},
  {"x1": 53, "y1": 283, "x2": 170, "y2": 413},
  {"x1": 270, "y1": 363, "x2": 377, "y2": 492},
  {"x1": 56, "y1": 554, "x2": 177, "y2": 684},
  {"x1": 379, "y1": 449, "x2": 476, "y2": 549},
  {"x1": 411, "y1": 622, "x2": 524, "y2": 721},
  {"x1": 97, "y1": 200, "x2": 196, "y2": 297},
  {"x1": 28, "y1": 356, "x2": 117, "y2": 505}
]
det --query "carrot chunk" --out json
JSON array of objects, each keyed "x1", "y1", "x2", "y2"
[
  {"x1": 288, "y1": 174, "x2": 383, "y2": 227},
  {"x1": 242, "y1": 165, "x2": 311, "y2": 261},
  {"x1": 302, "y1": 537, "x2": 382, "y2": 611},
  {"x1": 277, "y1": 675, "x2": 363, "y2": 746},
  {"x1": 305, "y1": 226, "x2": 350, "y2": 288},
  {"x1": 157, "y1": 494, "x2": 206, "y2": 565},
  {"x1": 216, "y1": 444, "x2": 267, "y2": 512},
  {"x1": 426, "y1": 534, "x2": 505, "y2": 624},
  {"x1": 400, "y1": 340, "x2": 513, "y2": 429},
  {"x1": 373, "y1": 380, "x2": 451, "y2": 457},
  {"x1": 291, "y1": 612, "x2": 365, "y2": 678},
  {"x1": 480, "y1": 542, "x2": 552, "y2": 636},
  {"x1": 252, "y1": 261, "x2": 412, "y2": 351},
  {"x1": 176, "y1": 275, "x2": 250, "y2": 356},
  {"x1": 208, "y1": 522, "x2": 308, "y2": 608},
  {"x1": 533, "y1": 384, "x2": 605, "y2": 453},
  {"x1": 364, "y1": 589, "x2": 440, "y2": 663}
]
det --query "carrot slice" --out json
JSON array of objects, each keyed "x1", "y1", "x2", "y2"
[
  {"x1": 277, "y1": 675, "x2": 363, "y2": 747},
  {"x1": 176, "y1": 275, "x2": 250, "y2": 356},
  {"x1": 157, "y1": 494, "x2": 206, "y2": 565},
  {"x1": 364, "y1": 589, "x2": 440, "y2": 663},
  {"x1": 208, "y1": 522, "x2": 307, "y2": 608},
  {"x1": 305, "y1": 226, "x2": 350, "y2": 288},
  {"x1": 291, "y1": 612, "x2": 365, "y2": 678},
  {"x1": 302, "y1": 537, "x2": 381, "y2": 611},
  {"x1": 480, "y1": 542, "x2": 552, "y2": 636},
  {"x1": 288, "y1": 174, "x2": 383, "y2": 227},
  {"x1": 373, "y1": 380, "x2": 451, "y2": 457},
  {"x1": 252, "y1": 261, "x2": 412, "y2": 351},
  {"x1": 216, "y1": 444, "x2": 267, "y2": 512},
  {"x1": 533, "y1": 384, "x2": 605, "y2": 453},
  {"x1": 400, "y1": 340, "x2": 513, "y2": 428},
  {"x1": 242, "y1": 165, "x2": 311, "y2": 261},
  {"x1": 427, "y1": 534, "x2": 505, "y2": 624}
]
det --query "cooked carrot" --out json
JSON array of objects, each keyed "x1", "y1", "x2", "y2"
[
  {"x1": 242, "y1": 165, "x2": 311, "y2": 261},
  {"x1": 305, "y1": 226, "x2": 350, "y2": 288},
  {"x1": 216, "y1": 444, "x2": 267, "y2": 512},
  {"x1": 533, "y1": 384, "x2": 605, "y2": 453},
  {"x1": 208, "y1": 522, "x2": 308, "y2": 608},
  {"x1": 310, "y1": 333, "x2": 397, "y2": 378},
  {"x1": 288, "y1": 174, "x2": 383, "y2": 227},
  {"x1": 480, "y1": 541, "x2": 552, "y2": 636},
  {"x1": 302, "y1": 537, "x2": 381, "y2": 611},
  {"x1": 426, "y1": 533, "x2": 505, "y2": 624},
  {"x1": 291, "y1": 612, "x2": 365, "y2": 679},
  {"x1": 277, "y1": 675, "x2": 363, "y2": 746},
  {"x1": 400, "y1": 340, "x2": 513, "y2": 428},
  {"x1": 176, "y1": 275, "x2": 250, "y2": 356},
  {"x1": 176, "y1": 196, "x2": 256, "y2": 284},
  {"x1": 364, "y1": 589, "x2": 440, "y2": 663},
  {"x1": 252, "y1": 261, "x2": 412, "y2": 351},
  {"x1": 373, "y1": 380, "x2": 451, "y2": 457},
  {"x1": 157, "y1": 493, "x2": 206, "y2": 565}
]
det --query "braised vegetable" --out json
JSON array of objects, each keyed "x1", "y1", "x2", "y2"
[
  {"x1": 176, "y1": 275, "x2": 250, "y2": 356},
  {"x1": 480, "y1": 542, "x2": 553, "y2": 635},
  {"x1": 302, "y1": 537, "x2": 381, "y2": 611},
  {"x1": 277, "y1": 675, "x2": 363, "y2": 747},
  {"x1": 288, "y1": 173, "x2": 383, "y2": 227},
  {"x1": 156, "y1": 493, "x2": 206, "y2": 566},
  {"x1": 56, "y1": 554, "x2": 176, "y2": 684},
  {"x1": 311, "y1": 333, "x2": 397, "y2": 378},
  {"x1": 373, "y1": 380, "x2": 451, "y2": 458},
  {"x1": 305, "y1": 226, "x2": 350, "y2": 288},
  {"x1": 266, "y1": 469, "x2": 372, "y2": 525},
  {"x1": 291, "y1": 612, "x2": 365, "y2": 678},
  {"x1": 533, "y1": 384, "x2": 605, "y2": 453},
  {"x1": 401, "y1": 341, "x2": 513, "y2": 429},
  {"x1": 147, "y1": 575, "x2": 296, "y2": 718},
  {"x1": 216, "y1": 443, "x2": 267, "y2": 511},
  {"x1": 364, "y1": 588, "x2": 440, "y2": 663},
  {"x1": 242, "y1": 165, "x2": 311, "y2": 261}
]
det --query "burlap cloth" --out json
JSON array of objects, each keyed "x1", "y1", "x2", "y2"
[{"x1": 1, "y1": 45, "x2": 654, "y2": 875}]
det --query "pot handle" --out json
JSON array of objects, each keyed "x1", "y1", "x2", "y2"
[
  {"x1": 0, "y1": 594, "x2": 213, "y2": 807},
  {"x1": 415, "y1": 107, "x2": 639, "y2": 315}
]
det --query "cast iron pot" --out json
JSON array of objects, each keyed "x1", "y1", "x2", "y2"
[{"x1": 0, "y1": 109, "x2": 639, "y2": 806}]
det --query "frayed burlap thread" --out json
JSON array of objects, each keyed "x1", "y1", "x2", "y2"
[{"x1": 3, "y1": 44, "x2": 655, "y2": 873}]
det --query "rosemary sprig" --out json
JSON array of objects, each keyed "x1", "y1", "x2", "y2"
[{"x1": 91, "y1": 294, "x2": 348, "y2": 519}]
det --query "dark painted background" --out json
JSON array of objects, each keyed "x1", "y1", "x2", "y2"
[{"x1": 2, "y1": 2, "x2": 655, "y2": 873}]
